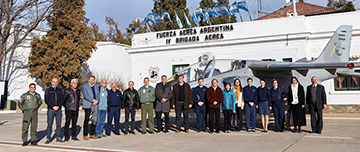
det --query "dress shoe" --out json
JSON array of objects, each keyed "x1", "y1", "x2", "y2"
[
  {"x1": 22, "y1": 142, "x2": 28, "y2": 146},
  {"x1": 251, "y1": 129, "x2": 256, "y2": 132},
  {"x1": 45, "y1": 139, "x2": 51, "y2": 144},
  {"x1": 102, "y1": 134, "x2": 107, "y2": 137},
  {"x1": 164, "y1": 131, "x2": 169, "y2": 134},
  {"x1": 64, "y1": 137, "x2": 70, "y2": 142},
  {"x1": 30, "y1": 141, "x2": 37, "y2": 145},
  {"x1": 72, "y1": 137, "x2": 80, "y2": 141},
  {"x1": 150, "y1": 131, "x2": 155, "y2": 134},
  {"x1": 130, "y1": 131, "x2": 135, "y2": 134},
  {"x1": 56, "y1": 138, "x2": 64, "y2": 142},
  {"x1": 83, "y1": 136, "x2": 89, "y2": 140},
  {"x1": 185, "y1": 130, "x2": 189, "y2": 133},
  {"x1": 96, "y1": 135, "x2": 102, "y2": 138},
  {"x1": 176, "y1": 130, "x2": 180, "y2": 133},
  {"x1": 89, "y1": 135, "x2": 97, "y2": 139},
  {"x1": 142, "y1": 132, "x2": 146, "y2": 134}
]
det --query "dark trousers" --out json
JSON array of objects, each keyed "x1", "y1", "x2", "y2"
[
  {"x1": 309, "y1": 105, "x2": 323, "y2": 133},
  {"x1": 83, "y1": 108, "x2": 96, "y2": 136},
  {"x1": 47, "y1": 108, "x2": 62, "y2": 139},
  {"x1": 124, "y1": 108, "x2": 136, "y2": 132},
  {"x1": 244, "y1": 103, "x2": 256, "y2": 130},
  {"x1": 223, "y1": 110, "x2": 232, "y2": 131},
  {"x1": 22, "y1": 112, "x2": 38, "y2": 142},
  {"x1": 236, "y1": 107, "x2": 243, "y2": 130},
  {"x1": 195, "y1": 105, "x2": 206, "y2": 131},
  {"x1": 64, "y1": 110, "x2": 78, "y2": 139},
  {"x1": 208, "y1": 108, "x2": 220, "y2": 132},
  {"x1": 273, "y1": 103, "x2": 285, "y2": 130},
  {"x1": 156, "y1": 112, "x2": 169, "y2": 132},
  {"x1": 176, "y1": 102, "x2": 189, "y2": 130},
  {"x1": 106, "y1": 106, "x2": 121, "y2": 135}
]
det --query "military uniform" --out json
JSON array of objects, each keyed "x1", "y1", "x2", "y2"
[{"x1": 18, "y1": 91, "x2": 42, "y2": 143}]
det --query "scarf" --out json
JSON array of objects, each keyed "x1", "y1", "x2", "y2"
[
  {"x1": 291, "y1": 83, "x2": 299, "y2": 105},
  {"x1": 232, "y1": 86, "x2": 241, "y2": 101}
]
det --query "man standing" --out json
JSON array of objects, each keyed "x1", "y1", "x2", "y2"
[
  {"x1": 63, "y1": 79, "x2": 81, "y2": 141},
  {"x1": 139, "y1": 77, "x2": 156, "y2": 134},
  {"x1": 171, "y1": 75, "x2": 193, "y2": 133},
  {"x1": 106, "y1": 82, "x2": 122, "y2": 136},
  {"x1": 122, "y1": 81, "x2": 140, "y2": 134},
  {"x1": 18, "y1": 83, "x2": 42, "y2": 146},
  {"x1": 306, "y1": 76, "x2": 327, "y2": 134},
  {"x1": 206, "y1": 79, "x2": 223, "y2": 133},
  {"x1": 45, "y1": 78, "x2": 64, "y2": 144},
  {"x1": 155, "y1": 75, "x2": 172, "y2": 133},
  {"x1": 82, "y1": 75, "x2": 100, "y2": 140},
  {"x1": 96, "y1": 79, "x2": 108, "y2": 138},
  {"x1": 192, "y1": 78, "x2": 208, "y2": 132}
]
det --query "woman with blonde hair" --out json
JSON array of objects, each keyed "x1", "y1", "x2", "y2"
[{"x1": 232, "y1": 78, "x2": 244, "y2": 131}]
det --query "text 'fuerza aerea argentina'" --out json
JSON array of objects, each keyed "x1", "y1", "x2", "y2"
[{"x1": 156, "y1": 24, "x2": 234, "y2": 45}]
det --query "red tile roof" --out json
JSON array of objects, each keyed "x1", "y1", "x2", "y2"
[{"x1": 255, "y1": 1, "x2": 339, "y2": 20}]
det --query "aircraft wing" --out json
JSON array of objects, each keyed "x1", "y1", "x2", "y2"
[
  {"x1": 249, "y1": 62, "x2": 360, "y2": 71},
  {"x1": 337, "y1": 72, "x2": 360, "y2": 77}
]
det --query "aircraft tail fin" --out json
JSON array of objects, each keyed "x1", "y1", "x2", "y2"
[{"x1": 314, "y1": 25, "x2": 352, "y2": 63}]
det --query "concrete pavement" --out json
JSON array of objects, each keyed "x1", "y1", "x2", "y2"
[{"x1": 0, "y1": 110, "x2": 359, "y2": 152}]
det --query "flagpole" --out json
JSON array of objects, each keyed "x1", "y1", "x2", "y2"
[
  {"x1": 245, "y1": 0, "x2": 252, "y2": 21},
  {"x1": 236, "y1": 1, "x2": 244, "y2": 22}
]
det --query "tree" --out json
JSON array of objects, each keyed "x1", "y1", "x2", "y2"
[
  {"x1": 105, "y1": 16, "x2": 131, "y2": 45},
  {"x1": 151, "y1": 0, "x2": 190, "y2": 31},
  {"x1": 28, "y1": 0, "x2": 96, "y2": 88},
  {"x1": 327, "y1": 0, "x2": 355, "y2": 11},
  {"x1": 89, "y1": 22, "x2": 107, "y2": 41},
  {"x1": 0, "y1": 0, "x2": 52, "y2": 81},
  {"x1": 199, "y1": 0, "x2": 237, "y2": 26}
]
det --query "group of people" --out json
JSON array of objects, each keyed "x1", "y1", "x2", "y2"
[{"x1": 18, "y1": 74, "x2": 327, "y2": 146}]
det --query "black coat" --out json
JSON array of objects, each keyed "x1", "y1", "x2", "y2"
[
  {"x1": 63, "y1": 87, "x2": 81, "y2": 111},
  {"x1": 122, "y1": 88, "x2": 140, "y2": 109},
  {"x1": 288, "y1": 84, "x2": 306, "y2": 126},
  {"x1": 306, "y1": 84, "x2": 327, "y2": 110}
]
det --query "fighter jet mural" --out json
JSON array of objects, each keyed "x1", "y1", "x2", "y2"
[{"x1": 167, "y1": 25, "x2": 360, "y2": 89}]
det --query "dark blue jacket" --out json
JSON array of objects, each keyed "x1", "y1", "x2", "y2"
[
  {"x1": 243, "y1": 85, "x2": 257, "y2": 104},
  {"x1": 256, "y1": 86, "x2": 271, "y2": 106},
  {"x1": 270, "y1": 86, "x2": 287, "y2": 105},
  {"x1": 45, "y1": 86, "x2": 64, "y2": 109},
  {"x1": 192, "y1": 86, "x2": 208, "y2": 105},
  {"x1": 108, "y1": 89, "x2": 122, "y2": 107}
]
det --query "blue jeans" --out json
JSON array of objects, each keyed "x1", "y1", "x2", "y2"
[
  {"x1": 47, "y1": 108, "x2": 62, "y2": 139},
  {"x1": 95, "y1": 110, "x2": 107, "y2": 136}
]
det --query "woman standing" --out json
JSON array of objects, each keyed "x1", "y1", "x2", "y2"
[
  {"x1": 232, "y1": 78, "x2": 244, "y2": 131},
  {"x1": 221, "y1": 82, "x2": 236, "y2": 133},
  {"x1": 243, "y1": 78, "x2": 257, "y2": 132},
  {"x1": 256, "y1": 79, "x2": 271, "y2": 132},
  {"x1": 270, "y1": 79, "x2": 288, "y2": 132},
  {"x1": 288, "y1": 77, "x2": 306, "y2": 133}
]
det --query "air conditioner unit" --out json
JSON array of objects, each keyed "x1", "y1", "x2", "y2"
[{"x1": 201, "y1": 52, "x2": 213, "y2": 64}]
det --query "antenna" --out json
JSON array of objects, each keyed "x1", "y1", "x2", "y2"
[{"x1": 258, "y1": 0, "x2": 263, "y2": 18}]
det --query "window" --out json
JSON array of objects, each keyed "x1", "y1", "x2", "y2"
[
  {"x1": 282, "y1": 58, "x2": 292, "y2": 62},
  {"x1": 172, "y1": 64, "x2": 190, "y2": 75},
  {"x1": 262, "y1": 59, "x2": 275, "y2": 61},
  {"x1": 334, "y1": 70, "x2": 360, "y2": 91}
]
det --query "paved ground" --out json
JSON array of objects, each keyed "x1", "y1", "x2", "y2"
[{"x1": 0, "y1": 110, "x2": 359, "y2": 152}]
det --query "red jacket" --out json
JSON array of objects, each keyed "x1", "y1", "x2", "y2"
[{"x1": 206, "y1": 86, "x2": 223, "y2": 108}]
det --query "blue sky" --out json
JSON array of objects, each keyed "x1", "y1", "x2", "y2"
[{"x1": 84, "y1": 0, "x2": 359, "y2": 32}]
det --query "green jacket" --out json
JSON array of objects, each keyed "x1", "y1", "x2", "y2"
[
  {"x1": 138, "y1": 85, "x2": 155, "y2": 104},
  {"x1": 18, "y1": 91, "x2": 42, "y2": 113}
]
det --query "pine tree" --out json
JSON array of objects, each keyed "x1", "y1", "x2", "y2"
[
  {"x1": 151, "y1": 0, "x2": 190, "y2": 31},
  {"x1": 28, "y1": 0, "x2": 96, "y2": 88},
  {"x1": 199, "y1": 0, "x2": 237, "y2": 26}
]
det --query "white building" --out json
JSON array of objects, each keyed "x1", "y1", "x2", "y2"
[{"x1": 129, "y1": 11, "x2": 360, "y2": 105}]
